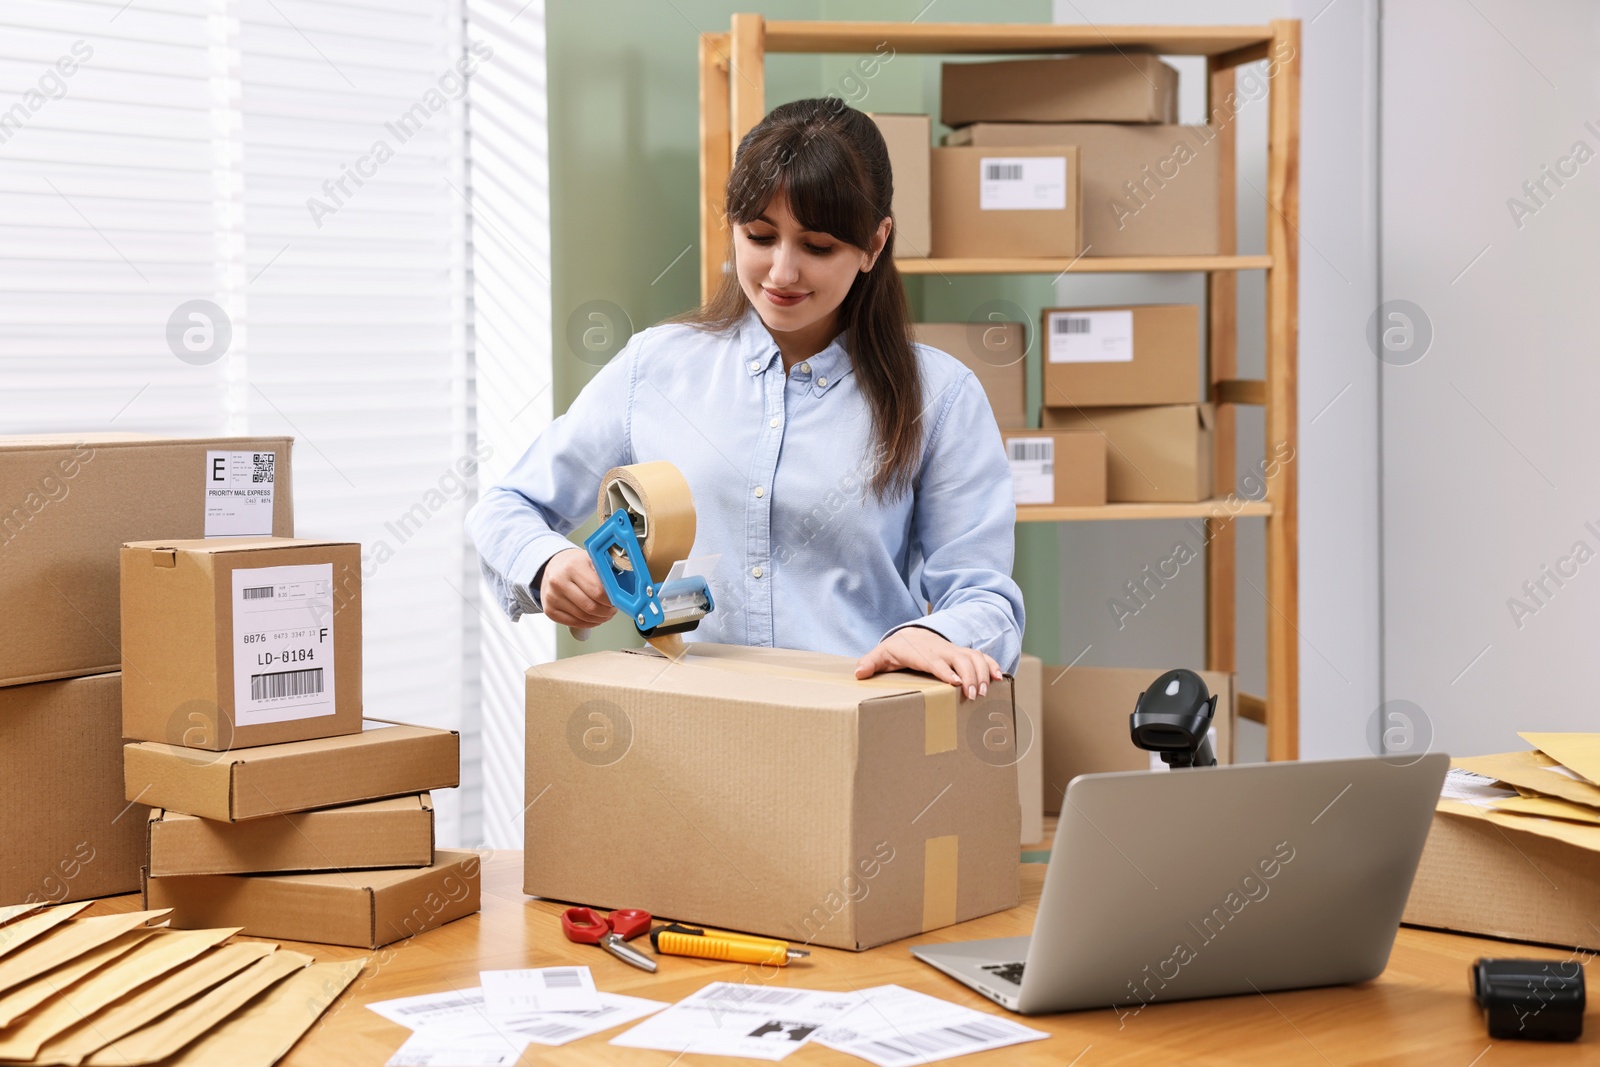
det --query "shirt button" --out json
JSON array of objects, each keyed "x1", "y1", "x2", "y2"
[
  {"x1": 751, "y1": 566, "x2": 764, "y2": 578},
  {"x1": 798, "y1": 362, "x2": 810, "y2": 374},
  {"x1": 817, "y1": 376, "x2": 828, "y2": 387},
  {"x1": 754, "y1": 486, "x2": 765, "y2": 498},
  {"x1": 769, "y1": 417, "x2": 779, "y2": 428},
  {"x1": 749, "y1": 359, "x2": 759, "y2": 371}
]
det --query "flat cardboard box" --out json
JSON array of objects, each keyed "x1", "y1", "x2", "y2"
[
  {"x1": 1043, "y1": 404, "x2": 1215, "y2": 502},
  {"x1": 1404, "y1": 807, "x2": 1600, "y2": 952},
  {"x1": 120, "y1": 537, "x2": 362, "y2": 749},
  {"x1": 525, "y1": 643, "x2": 1020, "y2": 951},
  {"x1": 1, "y1": 673, "x2": 145, "y2": 905},
  {"x1": 1038, "y1": 665, "x2": 1234, "y2": 813},
  {"x1": 869, "y1": 113, "x2": 932, "y2": 259},
  {"x1": 0, "y1": 435, "x2": 292, "y2": 689},
  {"x1": 124, "y1": 720, "x2": 461, "y2": 822},
  {"x1": 931, "y1": 145, "x2": 1082, "y2": 259},
  {"x1": 941, "y1": 53, "x2": 1179, "y2": 126},
  {"x1": 1015, "y1": 654, "x2": 1043, "y2": 846},
  {"x1": 145, "y1": 849, "x2": 481, "y2": 949},
  {"x1": 1042, "y1": 304, "x2": 1201, "y2": 407},
  {"x1": 945, "y1": 124, "x2": 1219, "y2": 257},
  {"x1": 912, "y1": 323, "x2": 1027, "y2": 429},
  {"x1": 1002, "y1": 430, "x2": 1107, "y2": 508},
  {"x1": 146, "y1": 795, "x2": 435, "y2": 877}
]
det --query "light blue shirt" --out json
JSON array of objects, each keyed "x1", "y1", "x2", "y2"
[{"x1": 466, "y1": 307, "x2": 1025, "y2": 674}]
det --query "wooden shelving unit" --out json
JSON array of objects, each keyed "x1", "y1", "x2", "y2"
[{"x1": 697, "y1": 16, "x2": 1301, "y2": 759}]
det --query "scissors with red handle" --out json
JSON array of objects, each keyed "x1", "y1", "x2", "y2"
[{"x1": 560, "y1": 907, "x2": 656, "y2": 972}]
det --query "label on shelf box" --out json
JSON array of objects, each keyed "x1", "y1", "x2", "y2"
[
  {"x1": 979, "y1": 156, "x2": 1067, "y2": 211},
  {"x1": 205, "y1": 450, "x2": 276, "y2": 536},
  {"x1": 1007, "y1": 437, "x2": 1055, "y2": 505},
  {"x1": 1047, "y1": 310, "x2": 1134, "y2": 364},
  {"x1": 231, "y1": 563, "x2": 336, "y2": 727}
]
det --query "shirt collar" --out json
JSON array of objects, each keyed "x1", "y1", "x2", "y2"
[{"x1": 737, "y1": 305, "x2": 853, "y2": 394}]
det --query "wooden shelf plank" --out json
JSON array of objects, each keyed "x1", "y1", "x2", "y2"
[
  {"x1": 764, "y1": 22, "x2": 1275, "y2": 56},
  {"x1": 895, "y1": 254, "x2": 1270, "y2": 275},
  {"x1": 1016, "y1": 500, "x2": 1271, "y2": 523}
]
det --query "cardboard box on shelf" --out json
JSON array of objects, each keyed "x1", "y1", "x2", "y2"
[
  {"x1": 1001, "y1": 430, "x2": 1107, "y2": 508},
  {"x1": 912, "y1": 322, "x2": 1027, "y2": 429},
  {"x1": 146, "y1": 795, "x2": 435, "y2": 877},
  {"x1": 945, "y1": 124, "x2": 1219, "y2": 257},
  {"x1": 0, "y1": 435, "x2": 293, "y2": 690},
  {"x1": 120, "y1": 537, "x2": 361, "y2": 749},
  {"x1": 1015, "y1": 654, "x2": 1044, "y2": 847},
  {"x1": 145, "y1": 849, "x2": 481, "y2": 949},
  {"x1": 931, "y1": 145, "x2": 1082, "y2": 259},
  {"x1": 525, "y1": 643, "x2": 1020, "y2": 951},
  {"x1": 1403, "y1": 806, "x2": 1600, "y2": 952},
  {"x1": 1, "y1": 672, "x2": 146, "y2": 906},
  {"x1": 868, "y1": 113, "x2": 932, "y2": 259},
  {"x1": 941, "y1": 53, "x2": 1179, "y2": 127},
  {"x1": 1038, "y1": 665, "x2": 1235, "y2": 813},
  {"x1": 1041, "y1": 305, "x2": 1201, "y2": 408},
  {"x1": 124, "y1": 720, "x2": 461, "y2": 822},
  {"x1": 1043, "y1": 404, "x2": 1215, "y2": 503}
]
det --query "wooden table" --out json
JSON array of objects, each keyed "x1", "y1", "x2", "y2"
[{"x1": 86, "y1": 850, "x2": 1599, "y2": 1065}]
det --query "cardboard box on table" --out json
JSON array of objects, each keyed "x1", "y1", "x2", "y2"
[
  {"x1": 524, "y1": 643, "x2": 1020, "y2": 951},
  {"x1": 868, "y1": 113, "x2": 932, "y2": 259},
  {"x1": 1041, "y1": 305, "x2": 1202, "y2": 408},
  {"x1": 145, "y1": 849, "x2": 481, "y2": 949},
  {"x1": 120, "y1": 537, "x2": 362, "y2": 750},
  {"x1": 0, "y1": 672, "x2": 145, "y2": 905},
  {"x1": 1001, "y1": 430, "x2": 1107, "y2": 508},
  {"x1": 1015, "y1": 654, "x2": 1044, "y2": 846},
  {"x1": 931, "y1": 145, "x2": 1082, "y2": 259},
  {"x1": 912, "y1": 323, "x2": 1028, "y2": 430},
  {"x1": 146, "y1": 795, "x2": 436, "y2": 877},
  {"x1": 941, "y1": 53, "x2": 1179, "y2": 126},
  {"x1": 0, "y1": 434, "x2": 292, "y2": 689},
  {"x1": 945, "y1": 123, "x2": 1219, "y2": 256},
  {"x1": 1043, "y1": 404, "x2": 1215, "y2": 503},
  {"x1": 1038, "y1": 665, "x2": 1235, "y2": 813},
  {"x1": 124, "y1": 720, "x2": 461, "y2": 822}
]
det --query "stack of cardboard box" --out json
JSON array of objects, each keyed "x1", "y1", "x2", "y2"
[
  {"x1": 120, "y1": 536, "x2": 475, "y2": 949},
  {"x1": 1, "y1": 435, "x2": 293, "y2": 908}
]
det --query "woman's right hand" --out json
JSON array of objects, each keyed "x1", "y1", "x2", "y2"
[{"x1": 539, "y1": 548, "x2": 618, "y2": 629}]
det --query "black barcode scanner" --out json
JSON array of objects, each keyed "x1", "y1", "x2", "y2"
[{"x1": 1129, "y1": 669, "x2": 1218, "y2": 769}]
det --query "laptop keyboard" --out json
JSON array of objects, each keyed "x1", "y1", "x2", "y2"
[{"x1": 981, "y1": 962, "x2": 1025, "y2": 986}]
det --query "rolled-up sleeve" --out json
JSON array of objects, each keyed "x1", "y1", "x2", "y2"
[
  {"x1": 466, "y1": 337, "x2": 639, "y2": 620},
  {"x1": 881, "y1": 371, "x2": 1026, "y2": 674}
]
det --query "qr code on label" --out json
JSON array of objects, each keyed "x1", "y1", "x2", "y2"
[{"x1": 252, "y1": 453, "x2": 275, "y2": 484}]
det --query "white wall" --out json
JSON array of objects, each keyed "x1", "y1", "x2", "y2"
[
  {"x1": 1052, "y1": 1, "x2": 1382, "y2": 760},
  {"x1": 1380, "y1": 0, "x2": 1600, "y2": 755}
]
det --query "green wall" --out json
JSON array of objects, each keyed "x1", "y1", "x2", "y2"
[{"x1": 545, "y1": 0, "x2": 1061, "y2": 663}]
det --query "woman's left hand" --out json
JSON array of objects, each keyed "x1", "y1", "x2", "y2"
[{"x1": 855, "y1": 625, "x2": 1003, "y2": 699}]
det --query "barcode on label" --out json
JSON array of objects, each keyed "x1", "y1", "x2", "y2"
[
  {"x1": 396, "y1": 994, "x2": 480, "y2": 1015},
  {"x1": 1053, "y1": 316, "x2": 1091, "y2": 334},
  {"x1": 517, "y1": 1021, "x2": 582, "y2": 1041},
  {"x1": 1008, "y1": 441, "x2": 1053, "y2": 463},
  {"x1": 252, "y1": 452, "x2": 275, "y2": 484},
  {"x1": 863, "y1": 1019, "x2": 1017, "y2": 1061},
  {"x1": 704, "y1": 986, "x2": 804, "y2": 1006},
  {"x1": 985, "y1": 163, "x2": 1022, "y2": 181},
  {"x1": 250, "y1": 668, "x2": 324, "y2": 701},
  {"x1": 242, "y1": 586, "x2": 274, "y2": 600},
  {"x1": 541, "y1": 969, "x2": 582, "y2": 989}
]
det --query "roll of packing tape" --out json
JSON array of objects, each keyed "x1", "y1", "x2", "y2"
[{"x1": 596, "y1": 461, "x2": 697, "y2": 582}]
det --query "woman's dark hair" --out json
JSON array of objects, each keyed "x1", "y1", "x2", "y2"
[{"x1": 676, "y1": 97, "x2": 921, "y2": 502}]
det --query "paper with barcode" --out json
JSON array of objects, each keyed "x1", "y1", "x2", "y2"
[
  {"x1": 1440, "y1": 767, "x2": 1516, "y2": 805},
  {"x1": 1006, "y1": 437, "x2": 1055, "y2": 505},
  {"x1": 368, "y1": 986, "x2": 666, "y2": 1047},
  {"x1": 385, "y1": 1030, "x2": 528, "y2": 1067},
  {"x1": 205, "y1": 450, "x2": 276, "y2": 536},
  {"x1": 231, "y1": 563, "x2": 336, "y2": 727},
  {"x1": 480, "y1": 966, "x2": 600, "y2": 1014},
  {"x1": 610, "y1": 982, "x2": 863, "y2": 1061},
  {"x1": 979, "y1": 156, "x2": 1066, "y2": 211},
  {"x1": 815, "y1": 985, "x2": 1048, "y2": 1067},
  {"x1": 1047, "y1": 310, "x2": 1134, "y2": 363}
]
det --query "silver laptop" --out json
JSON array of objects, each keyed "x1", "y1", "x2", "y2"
[{"x1": 912, "y1": 754, "x2": 1448, "y2": 1015}]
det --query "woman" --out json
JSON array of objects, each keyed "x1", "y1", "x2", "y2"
[{"x1": 467, "y1": 97, "x2": 1024, "y2": 698}]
